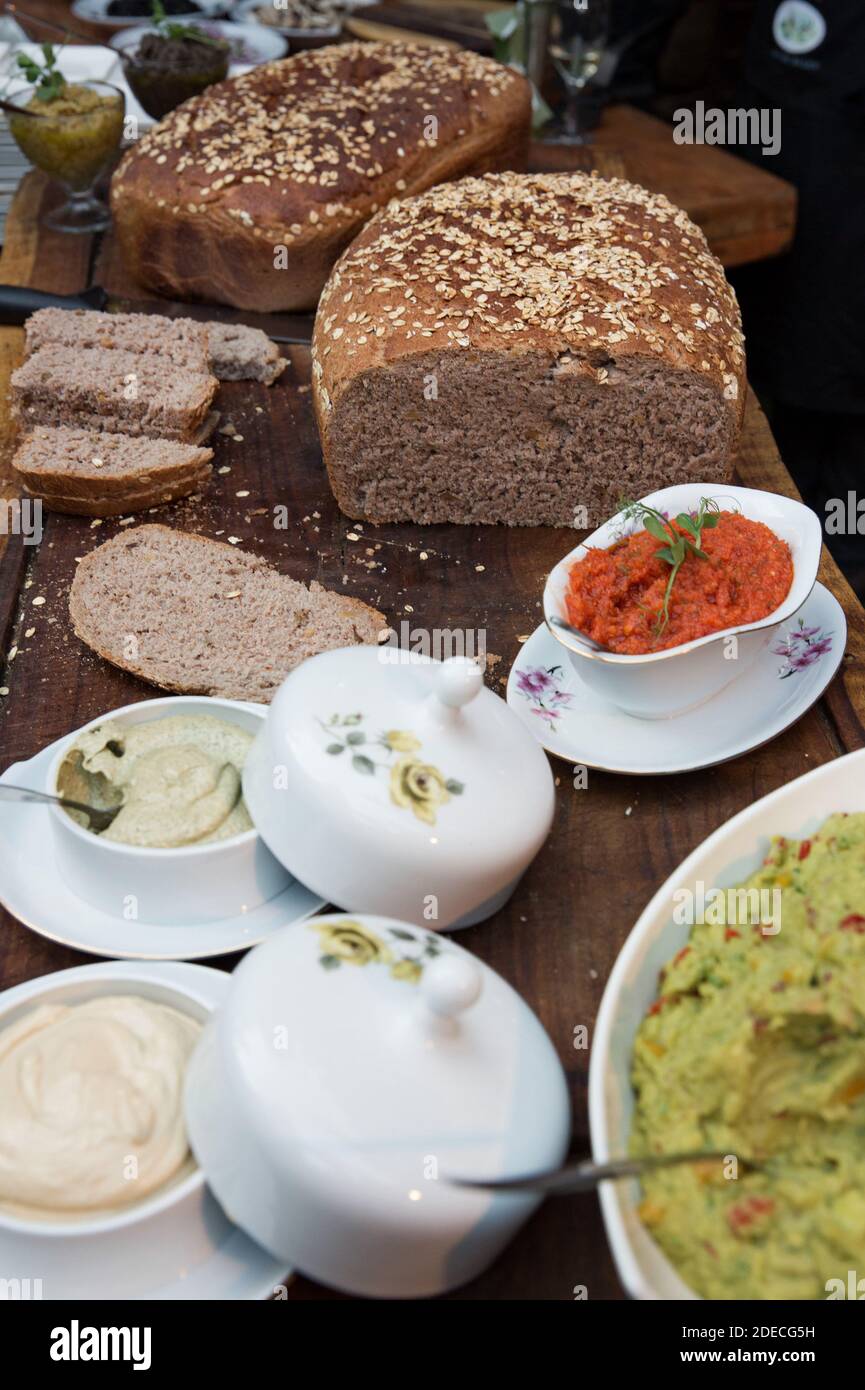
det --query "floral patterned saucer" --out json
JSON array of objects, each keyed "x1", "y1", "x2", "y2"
[{"x1": 507, "y1": 582, "x2": 846, "y2": 775}]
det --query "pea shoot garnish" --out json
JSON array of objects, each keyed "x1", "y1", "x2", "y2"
[
  {"x1": 15, "y1": 43, "x2": 66, "y2": 103},
  {"x1": 619, "y1": 497, "x2": 722, "y2": 637}
]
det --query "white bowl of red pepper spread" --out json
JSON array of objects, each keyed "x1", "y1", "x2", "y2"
[{"x1": 543, "y1": 482, "x2": 822, "y2": 718}]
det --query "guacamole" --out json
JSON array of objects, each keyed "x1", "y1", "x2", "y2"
[{"x1": 631, "y1": 812, "x2": 865, "y2": 1300}]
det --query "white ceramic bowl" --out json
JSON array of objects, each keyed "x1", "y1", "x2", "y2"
[
  {"x1": 185, "y1": 912, "x2": 571, "y2": 1297},
  {"x1": 242, "y1": 648, "x2": 555, "y2": 931},
  {"x1": 588, "y1": 747, "x2": 865, "y2": 1300},
  {"x1": 48, "y1": 696, "x2": 290, "y2": 926},
  {"x1": 544, "y1": 483, "x2": 823, "y2": 719},
  {"x1": 0, "y1": 960, "x2": 285, "y2": 1300}
]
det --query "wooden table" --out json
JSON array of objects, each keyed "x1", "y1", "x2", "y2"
[{"x1": 0, "y1": 174, "x2": 851, "y2": 1304}]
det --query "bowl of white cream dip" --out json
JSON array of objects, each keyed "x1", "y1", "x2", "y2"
[{"x1": 0, "y1": 960, "x2": 287, "y2": 1299}]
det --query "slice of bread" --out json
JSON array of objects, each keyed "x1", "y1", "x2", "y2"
[
  {"x1": 11, "y1": 345, "x2": 219, "y2": 442},
  {"x1": 69, "y1": 524, "x2": 386, "y2": 701},
  {"x1": 204, "y1": 322, "x2": 286, "y2": 385},
  {"x1": 24, "y1": 307, "x2": 286, "y2": 385},
  {"x1": 25, "y1": 307, "x2": 211, "y2": 375},
  {"x1": 14, "y1": 426, "x2": 213, "y2": 516}
]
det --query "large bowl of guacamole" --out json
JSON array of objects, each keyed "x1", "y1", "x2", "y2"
[{"x1": 589, "y1": 749, "x2": 865, "y2": 1301}]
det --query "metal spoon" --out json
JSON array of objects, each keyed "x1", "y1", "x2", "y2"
[
  {"x1": 547, "y1": 612, "x2": 612, "y2": 654},
  {"x1": 450, "y1": 1150, "x2": 755, "y2": 1197},
  {"x1": 0, "y1": 782, "x2": 121, "y2": 833}
]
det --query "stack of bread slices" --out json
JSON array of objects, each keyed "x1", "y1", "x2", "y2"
[{"x1": 10, "y1": 309, "x2": 286, "y2": 518}]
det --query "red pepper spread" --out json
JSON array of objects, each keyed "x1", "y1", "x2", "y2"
[{"x1": 565, "y1": 511, "x2": 793, "y2": 655}]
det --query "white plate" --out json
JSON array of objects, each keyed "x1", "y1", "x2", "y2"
[
  {"x1": 72, "y1": 0, "x2": 229, "y2": 29},
  {"x1": 588, "y1": 745, "x2": 865, "y2": 1300},
  {"x1": 506, "y1": 581, "x2": 846, "y2": 775},
  {"x1": 0, "y1": 736, "x2": 326, "y2": 961},
  {"x1": 110, "y1": 17, "x2": 287, "y2": 64},
  {"x1": 0, "y1": 960, "x2": 289, "y2": 1299}
]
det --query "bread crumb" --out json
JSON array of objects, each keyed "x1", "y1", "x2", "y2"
[
  {"x1": 227, "y1": 536, "x2": 241, "y2": 545},
  {"x1": 24, "y1": 627, "x2": 35, "y2": 638},
  {"x1": 346, "y1": 532, "x2": 360, "y2": 541}
]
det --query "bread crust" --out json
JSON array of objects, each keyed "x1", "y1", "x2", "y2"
[{"x1": 110, "y1": 43, "x2": 531, "y2": 312}]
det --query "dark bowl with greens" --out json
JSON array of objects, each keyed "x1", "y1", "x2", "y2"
[{"x1": 121, "y1": 8, "x2": 230, "y2": 119}]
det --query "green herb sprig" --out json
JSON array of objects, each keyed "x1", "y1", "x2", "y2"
[
  {"x1": 15, "y1": 43, "x2": 66, "y2": 103},
  {"x1": 150, "y1": 0, "x2": 223, "y2": 46},
  {"x1": 619, "y1": 496, "x2": 722, "y2": 637}
]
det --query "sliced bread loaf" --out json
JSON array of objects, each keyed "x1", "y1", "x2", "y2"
[
  {"x1": 205, "y1": 322, "x2": 286, "y2": 384},
  {"x1": 69, "y1": 524, "x2": 386, "y2": 701},
  {"x1": 11, "y1": 345, "x2": 219, "y2": 443},
  {"x1": 313, "y1": 171, "x2": 746, "y2": 527},
  {"x1": 25, "y1": 307, "x2": 210, "y2": 375},
  {"x1": 13, "y1": 426, "x2": 213, "y2": 517}
]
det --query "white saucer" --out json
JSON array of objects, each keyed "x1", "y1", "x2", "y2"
[
  {"x1": 0, "y1": 739, "x2": 325, "y2": 961},
  {"x1": 0, "y1": 961, "x2": 289, "y2": 1299},
  {"x1": 507, "y1": 582, "x2": 847, "y2": 775}
]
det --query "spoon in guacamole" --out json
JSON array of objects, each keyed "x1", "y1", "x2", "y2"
[{"x1": 450, "y1": 1149, "x2": 760, "y2": 1196}]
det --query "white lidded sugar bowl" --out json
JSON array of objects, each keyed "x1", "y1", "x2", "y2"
[
  {"x1": 184, "y1": 912, "x2": 571, "y2": 1297},
  {"x1": 242, "y1": 647, "x2": 556, "y2": 930}
]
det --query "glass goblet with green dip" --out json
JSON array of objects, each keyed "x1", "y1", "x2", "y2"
[{"x1": 6, "y1": 72, "x2": 125, "y2": 235}]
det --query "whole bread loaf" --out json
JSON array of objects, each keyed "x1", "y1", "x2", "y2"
[
  {"x1": 312, "y1": 172, "x2": 747, "y2": 528},
  {"x1": 69, "y1": 525, "x2": 386, "y2": 701},
  {"x1": 110, "y1": 43, "x2": 531, "y2": 313}
]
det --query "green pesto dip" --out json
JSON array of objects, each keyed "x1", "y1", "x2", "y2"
[{"x1": 631, "y1": 812, "x2": 865, "y2": 1300}]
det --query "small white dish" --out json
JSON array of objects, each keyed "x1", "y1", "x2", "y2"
[
  {"x1": 242, "y1": 648, "x2": 555, "y2": 931},
  {"x1": 185, "y1": 912, "x2": 570, "y2": 1297},
  {"x1": 508, "y1": 581, "x2": 845, "y2": 775},
  {"x1": 72, "y1": 0, "x2": 229, "y2": 30},
  {"x1": 110, "y1": 17, "x2": 288, "y2": 64},
  {"x1": 587, "y1": 745, "x2": 865, "y2": 1300},
  {"x1": 0, "y1": 960, "x2": 288, "y2": 1300},
  {"x1": 544, "y1": 483, "x2": 823, "y2": 718},
  {"x1": 47, "y1": 696, "x2": 290, "y2": 927},
  {"x1": 0, "y1": 705, "x2": 325, "y2": 960}
]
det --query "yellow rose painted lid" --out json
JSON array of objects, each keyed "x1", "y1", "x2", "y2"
[
  {"x1": 242, "y1": 646, "x2": 555, "y2": 930},
  {"x1": 183, "y1": 912, "x2": 571, "y2": 1297}
]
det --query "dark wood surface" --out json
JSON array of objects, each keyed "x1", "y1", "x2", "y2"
[{"x1": 0, "y1": 170, "x2": 857, "y2": 1298}]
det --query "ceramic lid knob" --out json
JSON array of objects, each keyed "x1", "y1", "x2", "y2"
[
  {"x1": 435, "y1": 656, "x2": 483, "y2": 709},
  {"x1": 420, "y1": 953, "x2": 483, "y2": 1017}
]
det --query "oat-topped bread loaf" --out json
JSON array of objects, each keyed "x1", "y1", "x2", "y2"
[
  {"x1": 13, "y1": 426, "x2": 213, "y2": 517},
  {"x1": 69, "y1": 525, "x2": 386, "y2": 702},
  {"x1": 11, "y1": 345, "x2": 218, "y2": 443},
  {"x1": 313, "y1": 171, "x2": 747, "y2": 528},
  {"x1": 110, "y1": 43, "x2": 531, "y2": 313}
]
